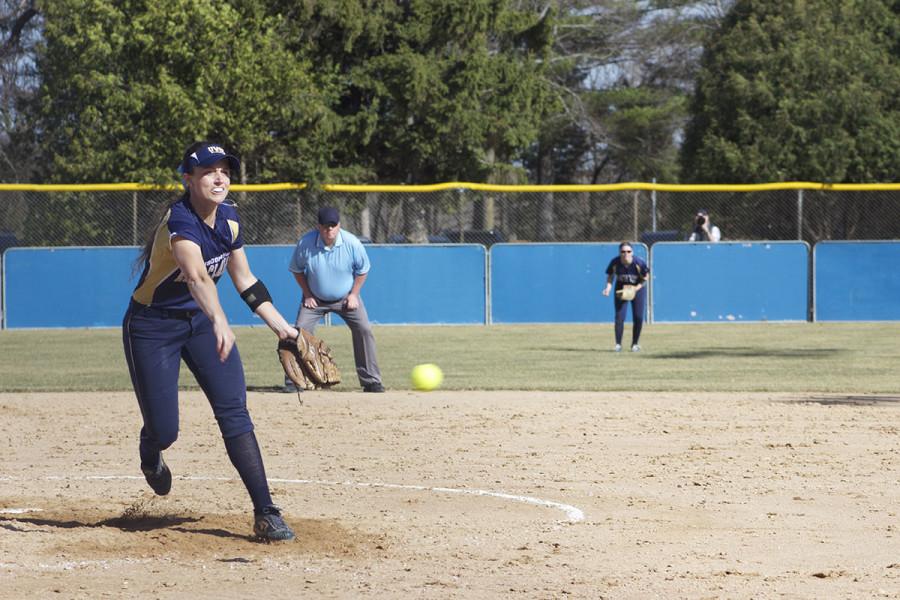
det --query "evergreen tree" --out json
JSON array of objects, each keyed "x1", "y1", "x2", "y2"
[
  {"x1": 681, "y1": 0, "x2": 900, "y2": 183},
  {"x1": 26, "y1": 0, "x2": 338, "y2": 183},
  {"x1": 280, "y1": 0, "x2": 555, "y2": 184}
]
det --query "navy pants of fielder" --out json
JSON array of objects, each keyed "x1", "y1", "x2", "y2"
[
  {"x1": 292, "y1": 296, "x2": 382, "y2": 388},
  {"x1": 122, "y1": 303, "x2": 253, "y2": 463},
  {"x1": 613, "y1": 287, "x2": 647, "y2": 346}
]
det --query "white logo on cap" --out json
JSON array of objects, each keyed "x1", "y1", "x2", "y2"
[{"x1": 207, "y1": 146, "x2": 225, "y2": 154}]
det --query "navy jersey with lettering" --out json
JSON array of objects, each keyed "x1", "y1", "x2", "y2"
[
  {"x1": 131, "y1": 194, "x2": 243, "y2": 310},
  {"x1": 605, "y1": 255, "x2": 650, "y2": 290}
]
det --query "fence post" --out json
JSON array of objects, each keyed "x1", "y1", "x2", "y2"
[
  {"x1": 797, "y1": 189, "x2": 804, "y2": 240},
  {"x1": 632, "y1": 190, "x2": 639, "y2": 241},
  {"x1": 296, "y1": 191, "x2": 303, "y2": 235},
  {"x1": 362, "y1": 192, "x2": 373, "y2": 240},
  {"x1": 132, "y1": 191, "x2": 138, "y2": 246},
  {"x1": 457, "y1": 188, "x2": 465, "y2": 244},
  {"x1": 651, "y1": 178, "x2": 657, "y2": 232},
  {"x1": 240, "y1": 161, "x2": 247, "y2": 206}
]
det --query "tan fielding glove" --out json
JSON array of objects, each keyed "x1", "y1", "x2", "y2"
[
  {"x1": 277, "y1": 330, "x2": 342, "y2": 391},
  {"x1": 615, "y1": 285, "x2": 637, "y2": 301}
]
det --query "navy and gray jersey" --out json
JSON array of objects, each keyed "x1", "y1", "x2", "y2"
[
  {"x1": 131, "y1": 194, "x2": 243, "y2": 310},
  {"x1": 605, "y1": 256, "x2": 650, "y2": 289}
]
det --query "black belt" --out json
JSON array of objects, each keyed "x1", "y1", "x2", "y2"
[{"x1": 130, "y1": 300, "x2": 199, "y2": 320}]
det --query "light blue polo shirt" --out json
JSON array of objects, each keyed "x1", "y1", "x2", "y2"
[{"x1": 288, "y1": 228, "x2": 371, "y2": 301}]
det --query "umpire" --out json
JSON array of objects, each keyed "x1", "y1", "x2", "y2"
[{"x1": 285, "y1": 206, "x2": 385, "y2": 393}]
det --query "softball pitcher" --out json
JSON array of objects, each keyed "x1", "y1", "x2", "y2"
[{"x1": 123, "y1": 141, "x2": 298, "y2": 541}]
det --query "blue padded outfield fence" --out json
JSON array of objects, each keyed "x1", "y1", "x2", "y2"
[
  {"x1": 650, "y1": 242, "x2": 809, "y2": 323},
  {"x1": 2, "y1": 240, "x2": 899, "y2": 329},
  {"x1": 1, "y1": 244, "x2": 488, "y2": 329},
  {"x1": 489, "y1": 243, "x2": 650, "y2": 324},
  {"x1": 813, "y1": 241, "x2": 900, "y2": 322}
]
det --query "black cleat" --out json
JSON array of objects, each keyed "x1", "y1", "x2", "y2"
[
  {"x1": 141, "y1": 456, "x2": 172, "y2": 496},
  {"x1": 363, "y1": 382, "x2": 385, "y2": 393},
  {"x1": 254, "y1": 505, "x2": 295, "y2": 542}
]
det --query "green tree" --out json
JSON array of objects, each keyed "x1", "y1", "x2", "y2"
[
  {"x1": 27, "y1": 0, "x2": 338, "y2": 184},
  {"x1": 275, "y1": 0, "x2": 555, "y2": 238},
  {"x1": 18, "y1": 0, "x2": 343, "y2": 244},
  {"x1": 587, "y1": 87, "x2": 685, "y2": 182},
  {"x1": 282, "y1": 0, "x2": 555, "y2": 184},
  {"x1": 681, "y1": 0, "x2": 900, "y2": 184}
]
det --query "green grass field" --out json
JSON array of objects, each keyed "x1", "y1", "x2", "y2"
[{"x1": 1, "y1": 322, "x2": 898, "y2": 393}]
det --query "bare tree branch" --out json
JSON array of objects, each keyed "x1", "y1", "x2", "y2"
[{"x1": 0, "y1": 0, "x2": 37, "y2": 56}]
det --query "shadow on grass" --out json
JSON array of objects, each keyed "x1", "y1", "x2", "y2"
[
  {"x1": 786, "y1": 395, "x2": 900, "y2": 406},
  {"x1": 648, "y1": 347, "x2": 845, "y2": 359}
]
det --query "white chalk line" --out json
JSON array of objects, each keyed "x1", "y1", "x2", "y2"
[
  {"x1": 2, "y1": 474, "x2": 584, "y2": 523},
  {"x1": 270, "y1": 477, "x2": 586, "y2": 523}
]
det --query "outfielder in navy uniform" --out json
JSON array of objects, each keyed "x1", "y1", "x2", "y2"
[
  {"x1": 123, "y1": 142, "x2": 298, "y2": 541},
  {"x1": 602, "y1": 241, "x2": 650, "y2": 352}
]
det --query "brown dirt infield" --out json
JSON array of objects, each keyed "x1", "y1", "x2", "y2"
[{"x1": 1, "y1": 391, "x2": 898, "y2": 599}]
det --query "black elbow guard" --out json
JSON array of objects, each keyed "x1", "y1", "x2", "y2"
[{"x1": 240, "y1": 279, "x2": 272, "y2": 313}]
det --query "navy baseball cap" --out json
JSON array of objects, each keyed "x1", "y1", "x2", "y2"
[
  {"x1": 697, "y1": 208, "x2": 709, "y2": 216},
  {"x1": 179, "y1": 143, "x2": 240, "y2": 174},
  {"x1": 318, "y1": 206, "x2": 340, "y2": 225}
]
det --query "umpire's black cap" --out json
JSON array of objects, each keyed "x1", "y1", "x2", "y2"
[{"x1": 318, "y1": 206, "x2": 340, "y2": 226}]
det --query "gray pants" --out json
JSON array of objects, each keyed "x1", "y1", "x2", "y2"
[{"x1": 291, "y1": 297, "x2": 382, "y2": 388}]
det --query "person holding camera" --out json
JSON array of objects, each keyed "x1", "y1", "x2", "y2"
[{"x1": 688, "y1": 209, "x2": 721, "y2": 242}]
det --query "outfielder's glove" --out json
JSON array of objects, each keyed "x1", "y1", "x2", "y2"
[
  {"x1": 615, "y1": 285, "x2": 637, "y2": 301},
  {"x1": 277, "y1": 330, "x2": 342, "y2": 392}
]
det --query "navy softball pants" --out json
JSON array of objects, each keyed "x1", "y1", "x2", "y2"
[
  {"x1": 613, "y1": 287, "x2": 647, "y2": 346},
  {"x1": 122, "y1": 302, "x2": 253, "y2": 462}
]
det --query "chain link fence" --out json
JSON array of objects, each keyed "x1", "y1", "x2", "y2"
[{"x1": 1, "y1": 185, "x2": 898, "y2": 251}]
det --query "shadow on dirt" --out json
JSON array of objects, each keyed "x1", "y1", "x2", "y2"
[
  {"x1": 0, "y1": 513, "x2": 249, "y2": 540},
  {"x1": 784, "y1": 395, "x2": 900, "y2": 406},
  {"x1": 247, "y1": 385, "x2": 290, "y2": 393}
]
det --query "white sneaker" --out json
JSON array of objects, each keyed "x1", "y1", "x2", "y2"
[
  {"x1": 631, "y1": 344, "x2": 641, "y2": 352},
  {"x1": 614, "y1": 344, "x2": 622, "y2": 352}
]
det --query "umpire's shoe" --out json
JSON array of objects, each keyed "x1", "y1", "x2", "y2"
[
  {"x1": 363, "y1": 382, "x2": 385, "y2": 393},
  {"x1": 280, "y1": 381, "x2": 301, "y2": 394},
  {"x1": 254, "y1": 505, "x2": 295, "y2": 542},
  {"x1": 141, "y1": 456, "x2": 172, "y2": 496}
]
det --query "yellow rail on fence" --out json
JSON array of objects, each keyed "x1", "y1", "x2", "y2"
[
  {"x1": 0, "y1": 181, "x2": 898, "y2": 192},
  {"x1": 322, "y1": 182, "x2": 900, "y2": 192},
  {"x1": 0, "y1": 183, "x2": 308, "y2": 192}
]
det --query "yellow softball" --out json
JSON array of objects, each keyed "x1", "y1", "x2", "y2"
[{"x1": 410, "y1": 363, "x2": 444, "y2": 391}]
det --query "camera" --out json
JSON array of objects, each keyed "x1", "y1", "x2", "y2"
[{"x1": 695, "y1": 215, "x2": 706, "y2": 226}]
